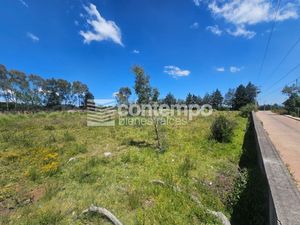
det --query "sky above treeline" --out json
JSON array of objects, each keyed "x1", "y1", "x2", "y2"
[{"x1": 1, "y1": 0, "x2": 300, "y2": 104}]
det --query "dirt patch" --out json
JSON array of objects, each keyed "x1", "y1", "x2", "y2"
[{"x1": 30, "y1": 186, "x2": 45, "y2": 202}]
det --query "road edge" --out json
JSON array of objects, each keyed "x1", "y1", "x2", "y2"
[
  {"x1": 284, "y1": 115, "x2": 300, "y2": 122},
  {"x1": 251, "y1": 112, "x2": 300, "y2": 225}
]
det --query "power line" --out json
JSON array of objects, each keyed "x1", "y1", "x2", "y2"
[
  {"x1": 262, "y1": 36, "x2": 300, "y2": 84},
  {"x1": 260, "y1": 78, "x2": 298, "y2": 105},
  {"x1": 263, "y1": 62, "x2": 300, "y2": 93},
  {"x1": 261, "y1": 76, "x2": 299, "y2": 98},
  {"x1": 257, "y1": 0, "x2": 281, "y2": 82}
]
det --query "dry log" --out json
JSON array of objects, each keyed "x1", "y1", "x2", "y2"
[
  {"x1": 150, "y1": 179, "x2": 165, "y2": 186},
  {"x1": 82, "y1": 205, "x2": 123, "y2": 225}
]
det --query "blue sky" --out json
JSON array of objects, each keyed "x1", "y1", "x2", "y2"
[{"x1": 1, "y1": 0, "x2": 300, "y2": 104}]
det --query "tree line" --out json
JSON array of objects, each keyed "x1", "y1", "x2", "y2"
[
  {"x1": 0, "y1": 64, "x2": 94, "y2": 111},
  {"x1": 116, "y1": 65, "x2": 259, "y2": 110}
]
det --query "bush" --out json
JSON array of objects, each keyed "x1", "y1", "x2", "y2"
[
  {"x1": 272, "y1": 108, "x2": 287, "y2": 115},
  {"x1": 239, "y1": 104, "x2": 257, "y2": 118},
  {"x1": 211, "y1": 115, "x2": 235, "y2": 143},
  {"x1": 28, "y1": 167, "x2": 39, "y2": 181},
  {"x1": 178, "y1": 155, "x2": 194, "y2": 177},
  {"x1": 290, "y1": 112, "x2": 298, "y2": 117}
]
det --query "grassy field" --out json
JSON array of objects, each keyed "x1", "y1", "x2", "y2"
[{"x1": 0, "y1": 111, "x2": 248, "y2": 225}]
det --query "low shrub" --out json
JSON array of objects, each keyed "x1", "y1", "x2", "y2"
[
  {"x1": 178, "y1": 155, "x2": 194, "y2": 177},
  {"x1": 227, "y1": 168, "x2": 248, "y2": 208},
  {"x1": 28, "y1": 167, "x2": 39, "y2": 181},
  {"x1": 290, "y1": 112, "x2": 299, "y2": 117},
  {"x1": 44, "y1": 125, "x2": 55, "y2": 130},
  {"x1": 271, "y1": 108, "x2": 288, "y2": 115},
  {"x1": 63, "y1": 131, "x2": 76, "y2": 142},
  {"x1": 127, "y1": 189, "x2": 142, "y2": 210},
  {"x1": 239, "y1": 104, "x2": 257, "y2": 118},
  {"x1": 211, "y1": 115, "x2": 235, "y2": 143}
]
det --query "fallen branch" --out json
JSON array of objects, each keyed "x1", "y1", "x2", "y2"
[
  {"x1": 150, "y1": 179, "x2": 165, "y2": 186},
  {"x1": 82, "y1": 205, "x2": 123, "y2": 225}
]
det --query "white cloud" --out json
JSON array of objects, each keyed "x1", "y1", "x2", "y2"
[
  {"x1": 230, "y1": 66, "x2": 242, "y2": 73},
  {"x1": 226, "y1": 25, "x2": 256, "y2": 39},
  {"x1": 26, "y1": 32, "x2": 39, "y2": 42},
  {"x1": 203, "y1": 0, "x2": 299, "y2": 39},
  {"x1": 216, "y1": 67, "x2": 225, "y2": 72},
  {"x1": 190, "y1": 22, "x2": 199, "y2": 29},
  {"x1": 74, "y1": 20, "x2": 79, "y2": 26},
  {"x1": 206, "y1": 25, "x2": 223, "y2": 36},
  {"x1": 193, "y1": 0, "x2": 202, "y2": 6},
  {"x1": 18, "y1": 0, "x2": 28, "y2": 8},
  {"x1": 276, "y1": 3, "x2": 299, "y2": 21},
  {"x1": 133, "y1": 49, "x2": 140, "y2": 54},
  {"x1": 208, "y1": 0, "x2": 298, "y2": 25},
  {"x1": 164, "y1": 66, "x2": 191, "y2": 78},
  {"x1": 79, "y1": 3, "x2": 123, "y2": 46}
]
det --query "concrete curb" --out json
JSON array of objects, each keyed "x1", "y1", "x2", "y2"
[
  {"x1": 284, "y1": 115, "x2": 300, "y2": 122},
  {"x1": 252, "y1": 112, "x2": 300, "y2": 225}
]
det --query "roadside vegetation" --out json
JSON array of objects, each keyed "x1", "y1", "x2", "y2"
[
  {"x1": 261, "y1": 82, "x2": 300, "y2": 117},
  {"x1": 0, "y1": 111, "x2": 251, "y2": 225},
  {"x1": 0, "y1": 65, "x2": 266, "y2": 224}
]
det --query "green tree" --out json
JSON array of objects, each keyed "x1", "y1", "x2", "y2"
[
  {"x1": 151, "y1": 88, "x2": 160, "y2": 103},
  {"x1": 116, "y1": 87, "x2": 132, "y2": 105},
  {"x1": 195, "y1": 95, "x2": 202, "y2": 105},
  {"x1": 56, "y1": 79, "x2": 72, "y2": 106},
  {"x1": 245, "y1": 82, "x2": 259, "y2": 104},
  {"x1": 8, "y1": 70, "x2": 29, "y2": 109},
  {"x1": 185, "y1": 93, "x2": 193, "y2": 106},
  {"x1": 233, "y1": 85, "x2": 248, "y2": 110},
  {"x1": 283, "y1": 93, "x2": 300, "y2": 115},
  {"x1": 44, "y1": 79, "x2": 60, "y2": 108},
  {"x1": 28, "y1": 74, "x2": 45, "y2": 107},
  {"x1": 224, "y1": 88, "x2": 235, "y2": 109},
  {"x1": 0, "y1": 65, "x2": 11, "y2": 110},
  {"x1": 84, "y1": 90, "x2": 94, "y2": 109},
  {"x1": 133, "y1": 66, "x2": 152, "y2": 104},
  {"x1": 211, "y1": 89, "x2": 223, "y2": 109},
  {"x1": 282, "y1": 84, "x2": 300, "y2": 97},
  {"x1": 163, "y1": 93, "x2": 177, "y2": 106},
  {"x1": 202, "y1": 93, "x2": 212, "y2": 105},
  {"x1": 46, "y1": 91, "x2": 60, "y2": 108},
  {"x1": 72, "y1": 81, "x2": 88, "y2": 107},
  {"x1": 192, "y1": 94, "x2": 199, "y2": 105}
]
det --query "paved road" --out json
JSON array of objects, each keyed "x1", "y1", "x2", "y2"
[{"x1": 256, "y1": 111, "x2": 300, "y2": 187}]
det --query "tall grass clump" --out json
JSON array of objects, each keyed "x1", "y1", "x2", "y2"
[
  {"x1": 211, "y1": 115, "x2": 235, "y2": 143},
  {"x1": 239, "y1": 103, "x2": 257, "y2": 118}
]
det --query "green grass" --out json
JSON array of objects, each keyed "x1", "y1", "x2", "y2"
[{"x1": 0, "y1": 111, "x2": 248, "y2": 225}]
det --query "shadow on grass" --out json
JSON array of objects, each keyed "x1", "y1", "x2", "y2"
[
  {"x1": 127, "y1": 140, "x2": 154, "y2": 148},
  {"x1": 230, "y1": 119, "x2": 268, "y2": 225}
]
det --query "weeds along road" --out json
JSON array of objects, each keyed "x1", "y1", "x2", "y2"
[{"x1": 256, "y1": 111, "x2": 300, "y2": 188}]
